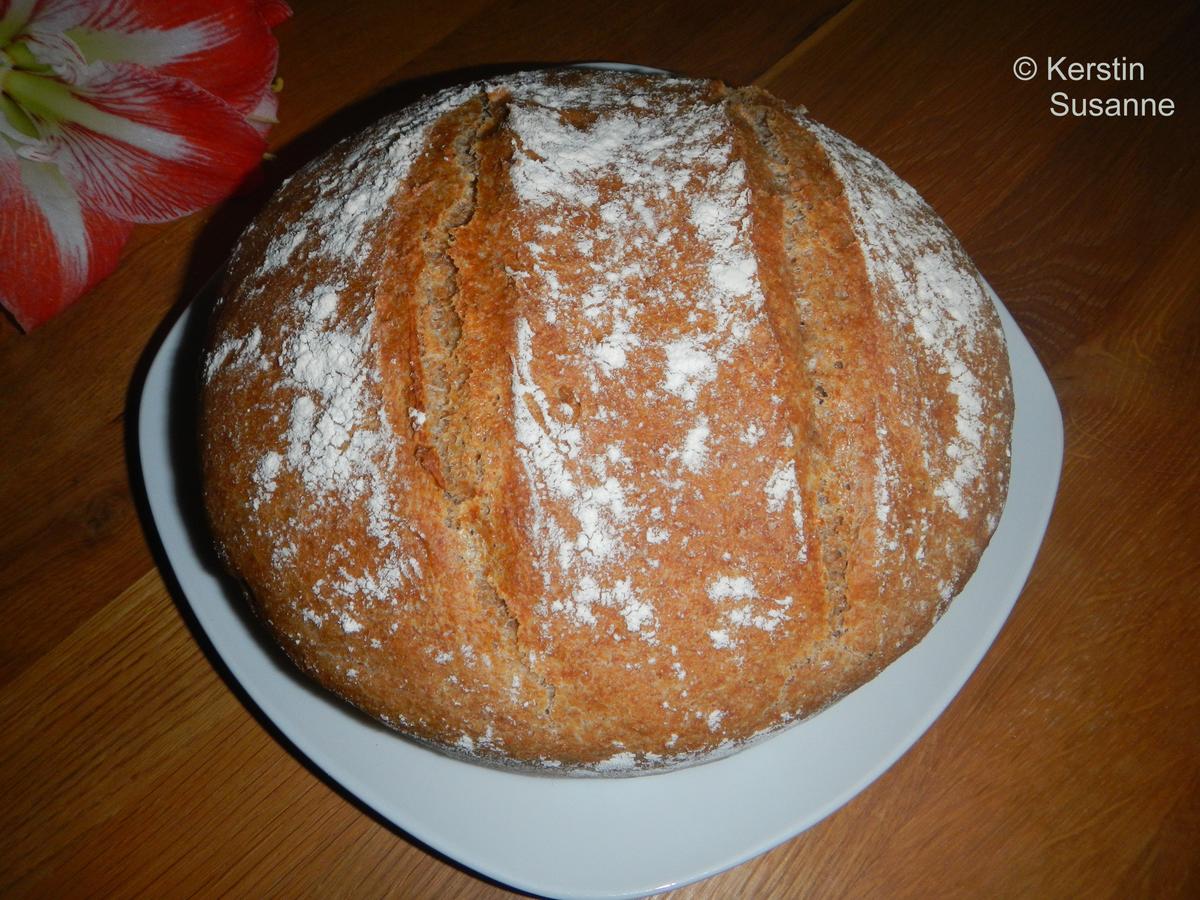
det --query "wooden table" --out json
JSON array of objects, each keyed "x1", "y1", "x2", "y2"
[{"x1": 3, "y1": 1, "x2": 1197, "y2": 896}]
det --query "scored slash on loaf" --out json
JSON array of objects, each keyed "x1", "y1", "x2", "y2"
[{"x1": 200, "y1": 68, "x2": 1012, "y2": 774}]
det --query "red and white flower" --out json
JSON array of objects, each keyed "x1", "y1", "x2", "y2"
[{"x1": 0, "y1": 0, "x2": 291, "y2": 330}]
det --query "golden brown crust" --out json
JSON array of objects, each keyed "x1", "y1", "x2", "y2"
[{"x1": 200, "y1": 69, "x2": 1013, "y2": 774}]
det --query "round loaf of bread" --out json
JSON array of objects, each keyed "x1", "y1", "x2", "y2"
[{"x1": 201, "y1": 68, "x2": 1013, "y2": 774}]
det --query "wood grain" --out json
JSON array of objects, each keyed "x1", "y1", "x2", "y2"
[{"x1": 2, "y1": 0, "x2": 1197, "y2": 896}]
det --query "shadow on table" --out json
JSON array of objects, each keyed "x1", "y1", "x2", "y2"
[{"x1": 122, "y1": 61, "x2": 592, "y2": 900}]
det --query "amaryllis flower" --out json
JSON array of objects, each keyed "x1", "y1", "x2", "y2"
[{"x1": 0, "y1": 0, "x2": 291, "y2": 330}]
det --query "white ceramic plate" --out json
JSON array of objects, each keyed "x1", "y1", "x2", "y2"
[{"x1": 136, "y1": 279, "x2": 1061, "y2": 899}]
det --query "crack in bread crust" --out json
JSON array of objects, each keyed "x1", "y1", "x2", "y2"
[{"x1": 378, "y1": 92, "x2": 564, "y2": 731}]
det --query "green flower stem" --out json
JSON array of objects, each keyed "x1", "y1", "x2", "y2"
[
  {"x1": 4, "y1": 70, "x2": 162, "y2": 152},
  {"x1": 4, "y1": 70, "x2": 72, "y2": 119},
  {"x1": 6, "y1": 41, "x2": 50, "y2": 73},
  {"x1": 2, "y1": 69, "x2": 70, "y2": 123},
  {"x1": 0, "y1": 91, "x2": 39, "y2": 138},
  {"x1": 0, "y1": 0, "x2": 35, "y2": 48}
]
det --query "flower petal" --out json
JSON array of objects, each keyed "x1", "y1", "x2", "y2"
[
  {"x1": 255, "y1": 0, "x2": 292, "y2": 28},
  {"x1": 0, "y1": 138, "x2": 131, "y2": 330},
  {"x1": 30, "y1": 0, "x2": 291, "y2": 116},
  {"x1": 244, "y1": 80, "x2": 279, "y2": 137},
  {"x1": 37, "y1": 61, "x2": 266, "y2": 222},
  {"x1": 19, "y1": 29, "x2": 90, "y2": 83}
]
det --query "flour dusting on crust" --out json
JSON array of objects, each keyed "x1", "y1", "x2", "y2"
[
  {"x1": 502, "y1": 74, "x2": 808, "y2": 660},
  {"x1": 805, "y1": 119, "x2": 993, "y2": 520},
  {"x1": 205, "y1": 88, "x2": 477, "y2": 605}
]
